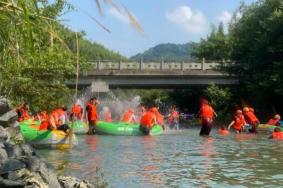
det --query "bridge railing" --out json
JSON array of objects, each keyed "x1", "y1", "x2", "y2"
[{"x1": 88, "y1": 59, "x2": 228, "y2": 71}]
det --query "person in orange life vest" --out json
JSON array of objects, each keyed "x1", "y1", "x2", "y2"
[
  {"x1": 139, "y1": 108, "x2": 157, "y2": 135},
  {"x1": 85, "y1": 97, "x2": 99, "y2": 134},
  {"x1": 267, "y1": 114, "x2": 281, "y2": 126},
  {"x1": 218, "y1": 126, "x2": 230, "y2": 135},
  {"x1": 228, "y1": 110, "x2": 247, "y2": 133},
  {"x1": 16, "y1": 103, "x2": 31, "y2": 122},
  {"x1": 199, "y1": 99, "x2": 217, "y2": 136},
  {"x1": 121, "y1": 109, "x2": 137, "y2": 123},
  {"x1": 70, "y1": 102, "x2": 83, "y2": 121},
  {"x1": 269, "y1": 127, "x2": 283, "y2": 140},
  {"x1": 243, "y1": 107, "x2": 259, "y2": 133},
  {"x1": 167, "y1": 105, "x2": 180, "y2": 130},
  {"x1": 37, "y1": 111, "x2": 50, "y2": 130},
  {"x1": 49, "y1": 107, "x2": 70, "y2": 133},
  {"x1": 99, "y1": 106, "x2": 112, "y2": 122},
  {"x1": 151, "y1": 107, "x2": 165, "y2": 129}
]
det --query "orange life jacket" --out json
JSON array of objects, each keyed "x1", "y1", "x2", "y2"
[
  {"x1": 267, "y1": 118, "x2": 279, "y2": 126},
  {"x1": 244, "y1": 111, "x2": 259, "y2": 125},
  {"x1": 122, "y1": 110, "x2": 134, "y2": 123},
  {"x1": 200, "y1": 104, "x2": 214, "y2": 119},
  {"x1": 105, "y1": 111, "x2": 112, "y2": 122},
  {"x1": 49, "y1": 109, "x2": 66, "y2": 126},
  {"x1": 234, "y1": 115, "x2": 246, "y2": 131},
  {"x1": 17, "y1": 107, "x2": 31, "y2": 122},
  {"x1": 272, "y1": 132, "x2": 283, "y2": 140},
  {"x1": 71, "y1": 104, "x2": 83, "y2": 119},
  {"x1": 140, "y1": 112, "x2": 156, "y2": 128},
  {"x1": 86, "y1": 101, "x2": 98, "y2": 121}
]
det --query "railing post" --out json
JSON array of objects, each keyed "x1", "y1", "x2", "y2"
[
  {"x1": 202, "y1": 58, "x2": 205, "y2": 71},
  {"x1": 119, "y1": 60, "x2": 122, "y2": 70},
  {"x1": 140, "y1": 58, "x2": 143, "y2": 71},
  {"x1": 98, "y1": 60, "x2": 101, "y2": 70},
  {"x1": 181, "y1": 61, "x2": 185, "y2": 71},
  {"x1": 161, "y1": 58, "x2": 164, "y2": 71}
]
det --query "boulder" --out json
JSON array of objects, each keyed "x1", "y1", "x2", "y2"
[
  {"x1": 0, "y1": 97, "x2": 12, "y2": 116},
  {"x1": 0, "y1": 110, "x2": 18, "y2": 127},
  {"x1": 0, "y1": 126, "x2": 10, "y2": 142},
  {"x1": 0, "y1": 148, "x2": 8, "y2": 164},
  {"x1": 4, "y1": 143, "x2": 23, "y2": 158},
  {"x1": 0, "y1": 159, "x2": 26, "y2": 175},
  {"x1": 0, "y1": 176, "x2": 24, "y2": 188},
  {"x1": 58, "y1": 176, "x2": 92, "y2": 188}
]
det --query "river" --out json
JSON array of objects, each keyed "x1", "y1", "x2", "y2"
[{"x1": 38, "y1": 128, "x2": 283, "y2": 188}]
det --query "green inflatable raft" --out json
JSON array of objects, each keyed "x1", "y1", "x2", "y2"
[
  {"x1": 70, "y1": 121, "x2": 88, "y2": 134},
  {"x1": 258, "y1": 124, "x2": 282, "y2": 132},
  {"x1": 19, "y1": 124, "x2": 78, "y2": 149},
  {"x1": 96, "y1": 121, "x2": 163, "y2": 136}
]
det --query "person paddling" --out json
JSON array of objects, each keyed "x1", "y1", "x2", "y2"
[
  {"x1": 85, "y1": 97, "x2": 99, "y2": 134},
  {"x1": 70, "y1": 101, "x2": 83, "y2": 122},
  {"x1": 121, "y1": 109, "x2": 137, "y2": 123},
  {"x1": 49, "y1": 107, "x2": 70, "y2": 133},
  {"x1": 269, "y1": 127, "x2": 283, "y2": 140},
  {"x1": 199, "y1": 99, "x2": 217, "y2": 136}
]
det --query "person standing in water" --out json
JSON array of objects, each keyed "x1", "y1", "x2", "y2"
[
  {"x1": 228, "y1": 110, "x2": 246, "y2": 133},
  {"x1": 199, "y1": 99, "x2": 217, "y2": 136},
  {"x1": 167, "y1": 105, "x2": 180, "y2": 130},
  {"x1": 139, "y1": 107, "x2": 158, "y2": 135},
  {"x1": 85, "y1": 97, "x2": 99, "y2": 134},
  {"x1": 243, "y1": 107, "x2": 259, "y2": 133}
]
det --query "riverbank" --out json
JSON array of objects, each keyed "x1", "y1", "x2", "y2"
[{"x1": 0, "y1": 98, "x2": 93, "y2": 188}]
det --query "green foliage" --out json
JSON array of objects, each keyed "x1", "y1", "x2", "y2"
[
  {"x1": 203, "y1": 83, "x2": 232, "y2": 119},
  {"x1": 191, "y1": 23, "x2": 231, "y2": 60},
  {"x1": 227, "y1": 0, "x2": 283, "y2": 111},
  {"x1": 0, "y1": 0, "x2": 126, "y2": 113},
  {"x1": 131, "y1": 43, "x2": 193, "y2": 61}
]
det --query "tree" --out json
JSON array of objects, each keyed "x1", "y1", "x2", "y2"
[
  {"x1": 227, "y1": 0, "x2": 283, "y2": 113},
  {"x1": 192, "y1": 23, "x2": 231, "y2": 60}
]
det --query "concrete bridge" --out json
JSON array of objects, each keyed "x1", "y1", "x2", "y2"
[{"x1": 70, "y1": 60, "x2": 238, "y2": 91}]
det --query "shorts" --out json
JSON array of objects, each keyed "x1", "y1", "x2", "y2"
[{"x1": 200, "y1": 118, "x2": 213, "y2": 136}]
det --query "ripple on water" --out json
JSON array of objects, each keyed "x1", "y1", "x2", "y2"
[{"x1": 37, "y1": 129, "x2": 283, "y2": 188}]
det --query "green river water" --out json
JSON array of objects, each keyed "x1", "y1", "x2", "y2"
[{"x1": 38, "y1": 128, "x2": 283, "y2": 188}]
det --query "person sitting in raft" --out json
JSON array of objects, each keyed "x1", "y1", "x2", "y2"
[
  {"x1": 48, "y1": 107, "x2": 70, "y2": 133},
  {"x1": 243, "y1": 107, "x2": 260, "y2": 133},
  {"x1": 37, "y1": 111, "x2": 50, "y2": 130},
  {"x1": 139, "y1": 108, "x2": 158, "y2": 135},
  {"x1": 99, "y1": 106, "x2": 112, "y2": 122},
  {"x1": 85, "y1": 97, "x2": 99, "y2": 134},
  {"x1": 167, "y1": 105, "x2": 180, "y2": 130},
  {"x1": 70, "y1": 101, "x2": 83, "y2": 121},
  {"x1": 267, "y1": 114, "x2": 281, "y2": 126},
  {"x1": 269, "y1": 127, "x2": 283, "y2": 140},
  {"x1": 16, "y1": 103, "x2": 31, "y2": 122},
  {"x1": 218, "y1": 126, "x2": 230, "y2": 135},
  {"x1": 199, "y1": 99, "x2": 217, "y2": 136},
  {"x1": 228, "y1": 110, "x2": 247, "y2": 134},
  {"x1": 121, "y1": 109, "x2": 136, "y2": 123}
]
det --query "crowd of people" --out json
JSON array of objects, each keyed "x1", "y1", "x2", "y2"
[
  {"x1": 16, "y1": 97, "x2": 180, "y2": 135},
  {"x1": 16, "y1": 97, "x2": 282, "y2": 138}
]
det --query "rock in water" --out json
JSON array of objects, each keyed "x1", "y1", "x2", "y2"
[
  {"x1": 58, "y1": 176, "x2": 92, "y2": 188},
  {"x1": 0, "y1": 126, "x2": 10, "y2": 142}
]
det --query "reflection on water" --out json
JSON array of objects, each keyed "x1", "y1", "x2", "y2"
[{"x1": 38, "y1": 129, "x2": 283, "y2": 188}]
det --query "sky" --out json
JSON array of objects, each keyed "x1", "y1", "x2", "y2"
[{"x1": 62, "y1": 0, "x2": 257, "y2": 57}]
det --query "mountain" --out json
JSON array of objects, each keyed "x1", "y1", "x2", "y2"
[{"x1": 131, "y1": 43, "x2": 193, "y2": 61}]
